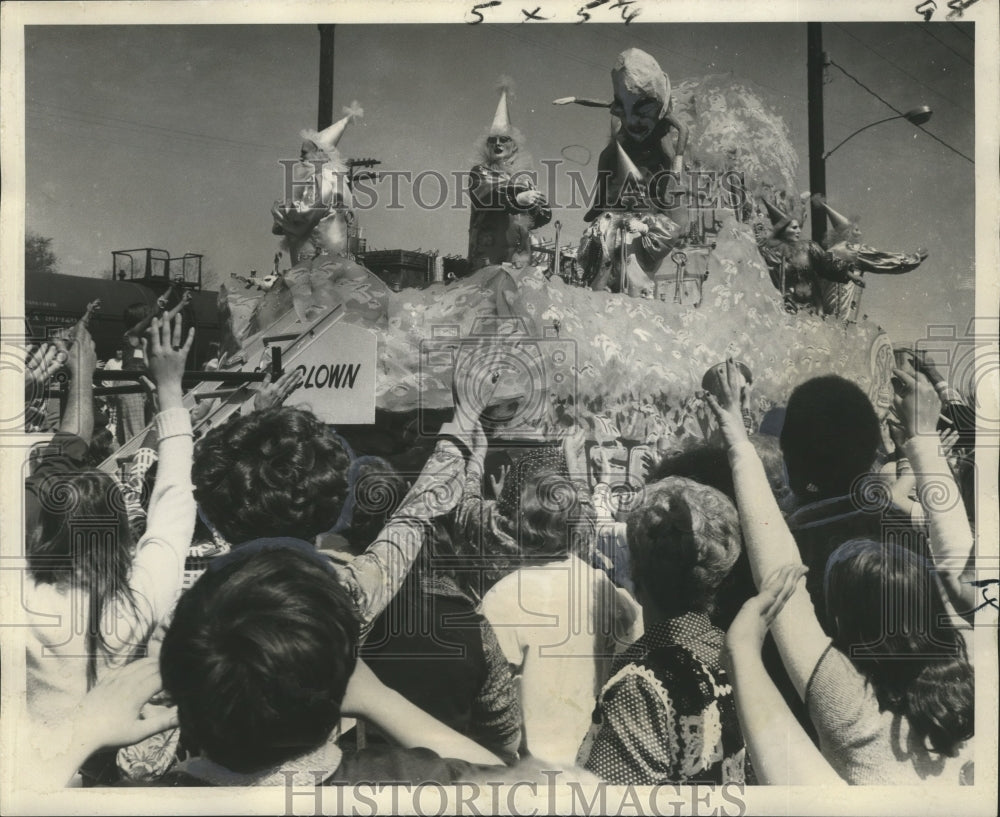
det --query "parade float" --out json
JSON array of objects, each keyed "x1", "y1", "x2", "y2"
[{"x1": 212, "y1": 51, "x2": 915, "y2": 470}]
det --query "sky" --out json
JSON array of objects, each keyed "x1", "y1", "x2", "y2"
[{"x1": 21, "y1": 18, "x2": 976, "y2": 344}]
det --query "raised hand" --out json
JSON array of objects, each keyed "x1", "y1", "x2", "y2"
[
  {"x1": 702, "y1": 358, "x2": 750, "y2": 448},
  {"x1": 144, "y1": 314, "x2": 194, "y2": 411},
  {"x1": 891, "y1": 367, "x2": 940, "y2": 441},
  {"x1": 254, "y1": 367, "x2": 305, "y2": 412},
  {"x1": 24, "y1": 342, "x2": 66, "y2": 397},
  {"x1": 488, "y1": 463, "x2": 509, "y2": 497}
]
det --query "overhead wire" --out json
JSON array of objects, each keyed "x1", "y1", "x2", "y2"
[
  {"x1": 831, "y1": 23, "x2": 974, "y2": 116},
  {"x1": 916, "y1": 23, "x2": 973, "y2": 66},
  {"x1": 827, "y1": 59, "x2": 974, "y2": 164}
]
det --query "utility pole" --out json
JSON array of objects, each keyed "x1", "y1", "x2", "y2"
[
  {"x1": 807, "y1": 22, "x2": 827, "y2": 245},
  {"x1": 318, "y1": 24, "x2": 335, "y2": 130}
]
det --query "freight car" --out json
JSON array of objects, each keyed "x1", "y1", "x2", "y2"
[{"x1": 24, "y1": 248, "x2": 223, "y2": 369}]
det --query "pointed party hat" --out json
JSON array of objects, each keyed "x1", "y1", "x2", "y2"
[
  {"x1": 301, "y1": 101, "x2": 364, "y2": 154},
  {"x1": 813, "y1": 194, "x2": 852, "y2": 230},
  {"x1": 490, "y1": 77, "x2": 514, "y2": 136},
  {"x1": 761, "y1": 198, "x2": 792, "y2": 236}
]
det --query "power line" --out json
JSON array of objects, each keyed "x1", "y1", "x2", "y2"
[
  {"x1": 831, "y1": 23, "x2": 973, "y2": 117},
  {"x1": 827, "y1": 59, "x2": 974, "y2": 164},
  {"x1": 27, "y1": 100, "x2": 287, "y2": 153},
  {"x1": 916, "y1": 23, "x2": 973, "y2": 66}
]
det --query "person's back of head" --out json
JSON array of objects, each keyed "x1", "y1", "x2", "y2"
[
  {"x1": 626, "y1": 476, "x2": 741, "y2": 617},
  {"x1": 337, "y1": 457, "x2": 409, "y2": 553},
  {"x1": 648, "y1": 443, "x2": 734, "y2": 501},
  {"x1": 192, "y1": 407, "x2": 351, "y2": 545},
  {"x1": 26, "y1": 467, "x2": 135, "y2": 686},
  {"x1": 512, "y1": 469, "x2": 597, "y2": 562},
  {"x1": 780, "y1": 375, "x2": 881, "y2": 502},
  {"x1": 160, "y1": 548, "x2": 359, "y2": 774},
  {"x1": 824, "y1": 538, "x2": 973, "y2": 757}
]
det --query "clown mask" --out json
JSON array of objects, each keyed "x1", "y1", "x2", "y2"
[
  {"x1": 487, "y1": 134, "x2": 517, "y2": 163},
  {"x1": 610, "y1": 48, "x2": 670, "y2": 145}
]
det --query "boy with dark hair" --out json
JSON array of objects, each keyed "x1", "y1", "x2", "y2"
[
  {"x1": 778, "y1": 373, "x2": 926, "y2": 623},
  {"x1": 158, "y1": 547, "x2": 504, "y2": 785}
]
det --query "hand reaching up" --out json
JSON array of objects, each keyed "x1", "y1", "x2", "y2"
[
  {"x1": 24, "y1": 342, "x2": 66, "y2": 398},
  {"x1": 891, "y1": 367, "x2": 940, "y2": 441},
  {"x1": 254, "y1": 367, "x2": 305, "y2": 412},
  {"x1": 703, "y1": 358, "x2": 750, "y2": 448},
  {"x1": 488, "y1": 463, "x2": 509, "y2": 497},
  {"x1": 144, "y1": 314, "x2": 194, "y2": 411}
]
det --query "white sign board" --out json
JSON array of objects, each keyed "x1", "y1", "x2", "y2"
[{"x1": 282, "y1": 320, "x2": 377, "y2": 425}]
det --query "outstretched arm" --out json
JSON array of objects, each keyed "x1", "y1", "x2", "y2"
[
  {"x1": 855, "y1": 245, "x2": 927, "y2": 275},
  {"x1": 705, "y1": 359, "x2": 831, "y2": 699},
  {"x1": 59, "y1": 322, "x2": 97, "y2": 442},
  {"x1": 724, "y1": 565, "x2": 846, "y2": 786},
  {"x1": 552, "y1": 96, "x2": 612, "y2": 108},
  {"x1": 892, "y1": 367, "x2": 977, "y2": 616}
]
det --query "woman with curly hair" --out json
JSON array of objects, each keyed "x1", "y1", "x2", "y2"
[{"x1": 577, "y1": 476, "x2": 746, "y2": 785}]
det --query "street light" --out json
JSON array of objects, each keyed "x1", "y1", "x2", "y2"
[{"x1": 823, "y1": 106, "x2": 933, "y2": 160}]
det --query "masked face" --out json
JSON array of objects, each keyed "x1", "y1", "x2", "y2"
[
  {"x1": 487, "y1": 135, "x2": 517, "y2": 163},
  {"x1": 849, "y1": 224, "x2": 863, "y2": 242},
  {"x1": 610, "y1": 80, "x2": 662, "y2": 144}
]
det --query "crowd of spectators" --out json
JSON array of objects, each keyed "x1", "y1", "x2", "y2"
[{"x1": 18, "y1": 313, "x2": 980, "y2": 792}]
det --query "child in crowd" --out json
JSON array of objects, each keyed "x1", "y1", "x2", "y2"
[
  {"x1": 158, "y1": 547, "x2": 505, "y2": 785},
  {"x1": 478, "y1": 431, "x2": 642, "y2": 767},
  {"x1": 25, "y1": 317, "x2": 195, "y2": 734}
]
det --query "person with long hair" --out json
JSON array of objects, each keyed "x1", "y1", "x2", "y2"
[
  {"x1": 706, "y1": 359, "x2": 974, "y2": 784},
  {"x1": 25, "y1": 315, "x2": 195, "y2": 722}
]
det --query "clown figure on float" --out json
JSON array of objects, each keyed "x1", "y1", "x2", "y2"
[
  {"x1": 553, "y1": 47, "x2": 690, "y2": 216},
  {"x1": 466, "y1": 78, "x2": 552, "y2": 274}
]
